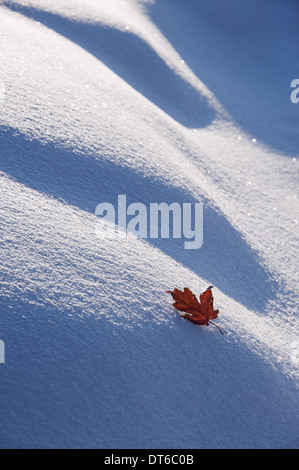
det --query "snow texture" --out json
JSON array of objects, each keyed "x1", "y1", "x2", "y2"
[{"x1": 0, "y1": 0, "x2": 298, "y2": 449}]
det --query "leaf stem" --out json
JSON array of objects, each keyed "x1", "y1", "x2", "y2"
[{"x1": 209, "y1": 321, "x2": 224, "y2": 335}]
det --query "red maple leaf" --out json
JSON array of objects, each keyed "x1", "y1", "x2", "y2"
[{"x1": 166, "y1": 286, "x2": 223, "y2": 335}]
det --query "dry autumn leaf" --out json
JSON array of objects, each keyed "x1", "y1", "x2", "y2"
[{"x1": 166, "y1": 286, "x2": 223, "y2": 335}]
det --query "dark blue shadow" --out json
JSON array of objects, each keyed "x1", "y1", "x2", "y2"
[
  {"x1": 5, "y1": 2, "x2": 215, "y2": 129},
  {"x1": 0, "y1": 297, "x2": 297, "y2": 448},
  {"x1": 0, "y1": 126, "x2": 276, "y2": 312},
  {"x1": 149, "y1": 0, "x2": 299, "y2": 156}
]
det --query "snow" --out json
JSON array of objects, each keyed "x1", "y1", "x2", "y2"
[{"x1": 0, "y1": 0, "x2": 298, "y2": 449}]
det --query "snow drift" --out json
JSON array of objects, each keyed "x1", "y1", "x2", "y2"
[{"x1": 0, "y1": 0, "x2": 298, "y2": 448}]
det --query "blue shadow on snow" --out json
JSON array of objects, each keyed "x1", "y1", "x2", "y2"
[
  {"x1": 0, "y1": 126, "x2": 276, "y2": 312},
  {"x1": 5, "y1": 2, "x2": 215, "y2": 129}
]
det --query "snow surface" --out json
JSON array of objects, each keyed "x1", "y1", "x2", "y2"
[{"x1": 0, "y1": 0, "x2": 298, "y2": 449}]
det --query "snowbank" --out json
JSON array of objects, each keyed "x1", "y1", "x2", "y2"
[{"x1": 0, "y1": 0, "x2": 298, "y2": 448}]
